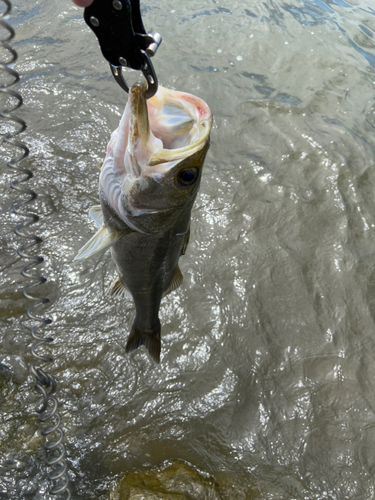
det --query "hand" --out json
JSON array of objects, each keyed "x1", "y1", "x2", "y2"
[{"x1": 72, "y1": 0, "x2": 94, "y2": 6}]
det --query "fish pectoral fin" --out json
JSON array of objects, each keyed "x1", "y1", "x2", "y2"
[
  {"x1": 163, "y1": 266, "x2": 183, "y2": 297},
  {"x1": 107, "y1": 277, "x2": 132, "y2": 299},
  {"x1": 180, "y1": 226, "x2": 190, "y2": 256},
  {"x1": 73, "y1": 226, "x2": 131, "y2": 262},
  {"x1": 89, "y1": 205, "x2": 104, "y2": 228}
]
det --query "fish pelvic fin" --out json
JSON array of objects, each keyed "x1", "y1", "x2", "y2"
[
  {"x1": 73, "y1": 225, "x2": 132, "y2": 262},
  {"x1": 107, "y1": 277, "x2": 132, "y2": 299},
  {"x1": 125, "y1": 320, "x2": 161, "y2": 363},
  {"x1": 163, "y1": 266, "x2": 183, "y2": 297}
]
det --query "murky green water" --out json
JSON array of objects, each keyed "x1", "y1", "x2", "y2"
[{"x1": 2, "y1": 0, "x2": 375, "y2": 498}]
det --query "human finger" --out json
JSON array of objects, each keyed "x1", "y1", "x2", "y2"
[{"x1": 72, "y1": 0, "x2": 94, "y2": 7}]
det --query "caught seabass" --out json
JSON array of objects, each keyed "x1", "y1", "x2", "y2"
[{"x1": 74, "y1": 84, "x2": 212, "y2": 363}]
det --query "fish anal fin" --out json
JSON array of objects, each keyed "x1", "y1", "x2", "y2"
[
  {"x1": 107, "y1": 277, "x2": 132, "y2": 299},
  {"x1": 73, "y1": 226, "x2": 131, "y2": 262},
  {"x1": 125, "y1": 321, "x2": 161, "y2": 363},
  {"x1": 163, "y1": 266, "x2": 183, "y2": 297}
]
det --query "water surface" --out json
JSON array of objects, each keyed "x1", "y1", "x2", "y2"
[{"x1": 1, "y1": 0, "x2": 375, "y2": 498}]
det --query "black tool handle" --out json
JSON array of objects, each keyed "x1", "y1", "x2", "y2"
[{"x1": 84, "y1": 0, "x2": 147, "y2": 70}]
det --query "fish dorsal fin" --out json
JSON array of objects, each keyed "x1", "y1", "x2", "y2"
[
  {"x1": 107, "y1": 277, "x2": 132, "y2": 299},
  {"x1": 89, "y1": 205, "x2": 104, "y2": 228},
  {"x1": 73, "y1": 226, "x2": 131, "y2": 262},
  {"x1": 163, "y1": 266, "x2": 183, "y2": 297}
]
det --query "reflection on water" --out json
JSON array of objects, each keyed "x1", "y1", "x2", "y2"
[{"x1": 2, "y1": 0, "x2": 375, "y2": 498}]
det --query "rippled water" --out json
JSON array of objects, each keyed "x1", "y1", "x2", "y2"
[{"x1": 2, "y1": 0, "x2": 375, "y2": 498}]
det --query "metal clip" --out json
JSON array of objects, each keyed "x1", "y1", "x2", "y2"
[
  {"x1": 110, "y1": 56, "x2": 158, "y2": 99},
  {"x1": 138, "y1": 32, "x2": 162, "y2": 57},
  {"x1": 84, "y1": 0, "x2": 162, "y2": 98},
  {"x1": 110, "y1": 34, "x2": 160, "y2": 99}
]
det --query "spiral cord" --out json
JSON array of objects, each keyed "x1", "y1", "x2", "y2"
[{"x1": 1, "y1": 1, "x2": 71, "y2": 498}]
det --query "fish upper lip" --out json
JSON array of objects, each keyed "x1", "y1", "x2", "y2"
[{"x1": 125, "y1": 83, "x2": 153, "y2": 177}]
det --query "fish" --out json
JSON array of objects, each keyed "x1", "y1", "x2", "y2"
[{"x1": 74, "y1": 83, "x2": 212, "y2": 363}]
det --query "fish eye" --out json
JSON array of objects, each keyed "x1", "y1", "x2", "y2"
[{"x1": 176, "y1": 167, "x2": 199, "y2": 187}]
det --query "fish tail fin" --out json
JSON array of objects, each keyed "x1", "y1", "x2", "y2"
[{"x1": 125, "y1": 319, "x2": 161, "y2": 363}]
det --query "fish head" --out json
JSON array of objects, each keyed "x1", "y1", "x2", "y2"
[{"x1": 100, "y1": 83, "x2": 212, "y2": 234}]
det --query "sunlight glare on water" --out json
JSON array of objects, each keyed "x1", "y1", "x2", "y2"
[{"x1": 1, "y1": 0, "x2": 375, "y2": 498}]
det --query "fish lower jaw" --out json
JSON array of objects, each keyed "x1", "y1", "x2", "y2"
[{"x1": 124, "y1": 148, "x2": 143, "y2": 178}]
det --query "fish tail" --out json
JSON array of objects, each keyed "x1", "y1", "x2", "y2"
[{"x1": 125, "y1": 319, "x2": 161, "y2": 363}]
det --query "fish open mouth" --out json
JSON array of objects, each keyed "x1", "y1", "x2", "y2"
[{"x1": 116, "y1": 83, "x2": 212, "y2": 177}]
